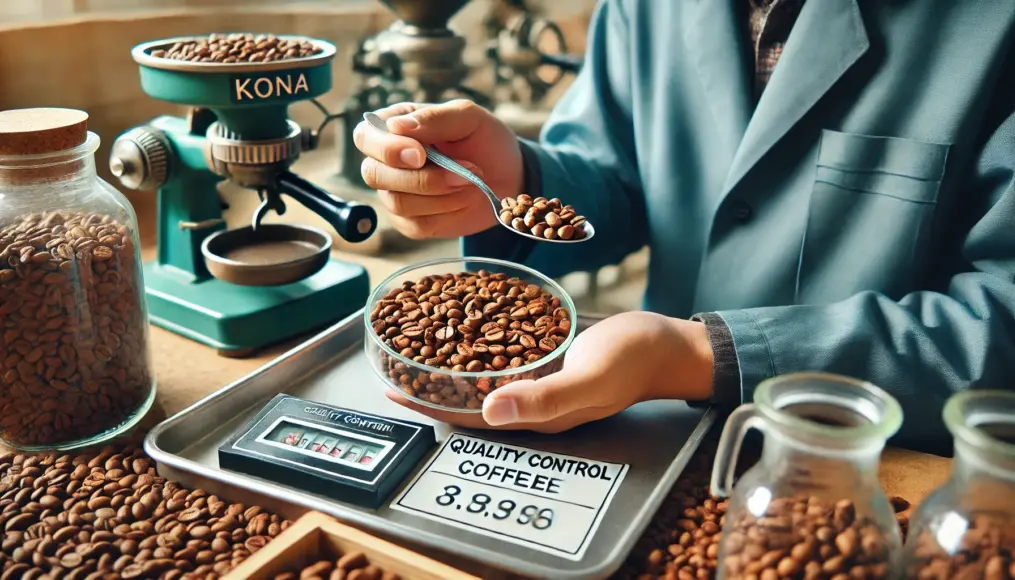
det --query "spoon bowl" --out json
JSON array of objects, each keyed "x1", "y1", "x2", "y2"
[{"x1": 363, "y1": 112, "x2": 594, "y2": 244}]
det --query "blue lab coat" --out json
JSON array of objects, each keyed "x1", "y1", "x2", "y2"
[{"x1": 463, "y1": 0, "x2": 1015, "y2": 455}]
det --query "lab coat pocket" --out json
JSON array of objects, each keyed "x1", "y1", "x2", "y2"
[{"x1": 796, "y1": 130, "x2": 950, "y2": 304}]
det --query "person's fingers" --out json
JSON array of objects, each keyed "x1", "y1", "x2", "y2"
[
  {"x1": 383, "y1": 391, "x2": 599, "y2": 434},
  {"x1": 354, "y1": 100, "x2": 484, "y2": 170},
  {"x1": 369, "y1": 102, "x2": 429, "y2": 120},
  {"x1": 384, "y1": 391, "x2": 494, "y2": 429},
  {"x1": 353, "y1": 117, "x2": 426, "y2": 170},
  {"x1": 360, "y1": 157, "x2": 475, "y2": 196},
  {"x1": 377, "y1": 190, "x2": 476, "y2": 218},
  {"x1": 386, "y1": 99, "x2": 488, "y2": 144},
  {"x1": 482, "y1": 369, "x2": 604, "y2": 426},
  {"x1": 387, "y1": 208, "x2": 488, "y2": 240}
]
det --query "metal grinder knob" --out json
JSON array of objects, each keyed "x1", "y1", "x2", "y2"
[{"x1": 109, "y1": 126, "x2": 171, "y2": 191}]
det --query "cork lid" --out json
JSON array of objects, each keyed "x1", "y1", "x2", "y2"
[{"x1": 0, "y1": 108, "x2": 89, "y2": 156}]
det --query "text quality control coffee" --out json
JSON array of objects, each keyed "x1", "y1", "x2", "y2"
[{"x1": 391, "y1": 434, "x2": 629, "y2": 562}]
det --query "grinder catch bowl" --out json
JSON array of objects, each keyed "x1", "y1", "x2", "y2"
[{"x1": 365, "y1": 257, "x2": 577, "y2": 413}]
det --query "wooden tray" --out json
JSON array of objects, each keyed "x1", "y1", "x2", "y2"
[{"x1": 224, "y1": 511, "x2": 481, "y2": 580}]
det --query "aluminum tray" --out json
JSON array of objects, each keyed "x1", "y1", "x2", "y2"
[{"x1": 145, "y1": 310, "x2": 717, "y2": 580}]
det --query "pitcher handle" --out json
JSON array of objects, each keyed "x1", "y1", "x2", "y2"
[{"x1": 710, "y1": 404, "x2": 764, "y2": 498}]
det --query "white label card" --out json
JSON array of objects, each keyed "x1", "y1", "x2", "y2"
[{"x1": 389, "y1": 433, "x2": 629, "y2": 561}]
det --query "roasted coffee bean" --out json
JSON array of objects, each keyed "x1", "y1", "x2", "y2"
[
  {"x1": 149, "y1": 33, "x2": 322, "y2": 63},
  {"x1": 0, "y1": 446, "x2": 292, "y2": 579},
  {"x1": 267, "y1": 550, "x2": 399, "y2": 580},
  {"x1": 906, "y1": 512, "x2": 1015, "y2": 579},
  {"x1": 370, "y1": 269, "x2": 572, "y2": 409},
  {"x1": 719, "y1": 495, "x2": 896, "y2": 579},
  {"x1": 0, "y1": 211, "x2": 152, "y2": 447},
  {"x1": 612, "y1": 443, "x2": 913, "y2": 580},
  {"x1": 499, "y1": 195, "x2": 588, "y2": 240}
]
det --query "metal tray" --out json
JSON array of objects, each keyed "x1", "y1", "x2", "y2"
[{"x1": 145, "y1": 310, "x2": 717, "y2": 580}]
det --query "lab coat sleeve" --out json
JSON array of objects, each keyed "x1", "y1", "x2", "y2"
[
  {"x1": 717, "y1": 108, "x2": 1015, "y2": 454},
  {"x1": 461, "y1": 0, "x2": 647, "y2": 276}
]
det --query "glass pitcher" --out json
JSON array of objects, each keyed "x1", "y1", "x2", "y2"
[
  {"x1": 903, "y1": 390, "x2": 1015, "y2": 579},
  {"x1": 710, "y1": 372, "x2": 904, "y2": 580}
]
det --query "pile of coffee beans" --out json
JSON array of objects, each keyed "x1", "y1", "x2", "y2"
[
  {"x1": 498, "y1": 195, "x2": 587, "y2": 241},
  {"x1": 270, "y1": 552, "x2": 399, "y2": 580},
  {"x1": 718, "y1": 495, "x2": 897, "y2": 579},
  {"x1": 611, "y1": 443, "x2": 914, "y2": 580},
  {"x1": 370, "y1": 270, "x2": 572, "y2": 409},
  {"x1": 906, "y1": 513, "x2": 1015, "y2": 579},
  {"x1": 149, "y1": 33, "x2": 322, "y2": 64},
  {"x1": 0, "y1": 446, "x2": 290, "y2": 580},
  {"x1": 0, "y1": 211, "x2": 152, "y2": 448}
]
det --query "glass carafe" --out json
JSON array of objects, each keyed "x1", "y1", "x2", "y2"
[
  {"x1": 0, "y1": 109, "x2": 155, "y2": 450},
  {"x1": 903, "y1": 390, "x2": 1015, "y2": 579},
  {"x1": 710, "y1": 372, "x2": 904, "y2": 580}
]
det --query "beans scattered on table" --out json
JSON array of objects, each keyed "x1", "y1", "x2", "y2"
[
  {"x1": 498, "y1": 195, "x2": 587, "y2": 241},
  {"x1": 0, "y1": 446, "x2": 290, "y2": 579},
  {"x1": 907, "y1": 513, "x2": 1015, "y2": 579},
  {"x1": 0, "y1": 211, "x2": 152, "y2": 448},
  {"x1": 370, "y1": 270, "x2": 571, "y2": 410},
  {"x1": 611, "y1": 444, "x2": 913, "y2": 580},
  {"x1": 149, "y1": 33, "x2": 321, "y2": 63},
  {"x1": 271, "y1": 551, "x2": 399, "y2": 580}
]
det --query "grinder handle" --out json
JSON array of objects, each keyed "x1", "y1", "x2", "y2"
[
  {"x1": 276, "y1": 172, "x2": 378, "y2": 244},
  {"x1": 540, "y1": 53, "x2": 584, "y2": 73}
]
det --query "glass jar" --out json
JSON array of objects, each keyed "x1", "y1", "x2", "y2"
[
  {"x1": 902, "y1": 390, "x2": 1015, "y2": 579},
  {"x1": 710, "y1": 372, "x2": 905, "y2": 580},
  {"x1": 0, "y1": 108, "x2": 155, "y2": 451}
]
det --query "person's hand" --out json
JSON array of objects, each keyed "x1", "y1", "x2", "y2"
[
  {"x1": 353, "y1": 100, "x2": 524, "y2": 240},
  {"x1": 384, "y1": 311, "x2": 715, "y2": 433}
]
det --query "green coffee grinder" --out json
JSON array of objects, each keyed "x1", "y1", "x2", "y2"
[{"x1": 109, "y1": 35, "x2": 377, "y2": 357}]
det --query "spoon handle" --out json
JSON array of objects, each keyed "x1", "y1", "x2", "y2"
[
  {"x1": 362, "y1": 112, "x2": 501, "y2": 209},
  {"x1": 423, "y1": 148, "x2": 499, "y2": 203}
]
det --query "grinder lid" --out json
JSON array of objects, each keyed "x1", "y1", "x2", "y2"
[{"x1": 0, "y1": 108, "x2": 89, "y2": 156}]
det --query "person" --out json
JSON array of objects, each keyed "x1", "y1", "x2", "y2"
[{"x1": 353, "y1": 0, "x2": 1015, "y2": 456}]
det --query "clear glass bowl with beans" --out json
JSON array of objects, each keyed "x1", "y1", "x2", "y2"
[
  {"x1": 0, "y1": 108, "x2": 155, "y2": 451},
  {"x1": 902, "y1": 390, "x2": 1015, "y2": 580},
  {"x1": 710, "y1": 373, "x2": 906, "y2": 580},
  {"x1": 364, "y1": 257, "x2": 577, "y2": 412}
]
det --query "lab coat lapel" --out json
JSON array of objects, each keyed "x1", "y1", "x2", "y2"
[
  {"x1": 683, "y1": 0, "x2": 753, "y2": 157},
  {"x1": 721, "y1": 0, "x2": 870, "y2": 197}
]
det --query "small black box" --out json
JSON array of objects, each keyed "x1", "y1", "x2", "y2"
[{"x1": 219, "y1": 394, "x2": 436, "y2": 509}]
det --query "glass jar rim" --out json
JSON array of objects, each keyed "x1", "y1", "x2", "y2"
[
  {"x1": 944, "y1": 390, "x2": 1015, "y2": 458},
  {"x1": 753, "y1": 371, "x2": 904, "y2": 447},
  {"x1": 0, "y1": 131, "x2": 100, "y2": 169},
  {"x1": 363, "y1": 256, "x2": 578, "y2": 378}
]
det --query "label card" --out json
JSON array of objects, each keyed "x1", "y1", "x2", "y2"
[{"x1": 390, "y1": 434, "x2": 629, "y2": 561}]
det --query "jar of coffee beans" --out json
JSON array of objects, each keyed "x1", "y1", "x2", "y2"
[
  {"x1": 0, "y1": 108, "x2": 154, "y2": 451},
  {"x1": 903, "y1": 390, "x2": 1015, "y2": 580},
  {"x1": 365, "y1": 257, "x2": 575, "y2": 411},
  {"x1": 709, "y1": 373, "x2": 905, "y2": 580}
]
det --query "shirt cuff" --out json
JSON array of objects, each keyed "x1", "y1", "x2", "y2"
[{"x1": 687, "y1": 312, "x2": 743, "y2": 409}]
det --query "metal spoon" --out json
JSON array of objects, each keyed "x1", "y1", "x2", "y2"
[{"x1": 363, "y1": 112, "x2": 595, "y2": 244}]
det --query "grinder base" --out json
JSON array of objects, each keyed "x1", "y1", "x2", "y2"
[{"x1": 143, "y1": 259, "x2": 368, "y2": 357}]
